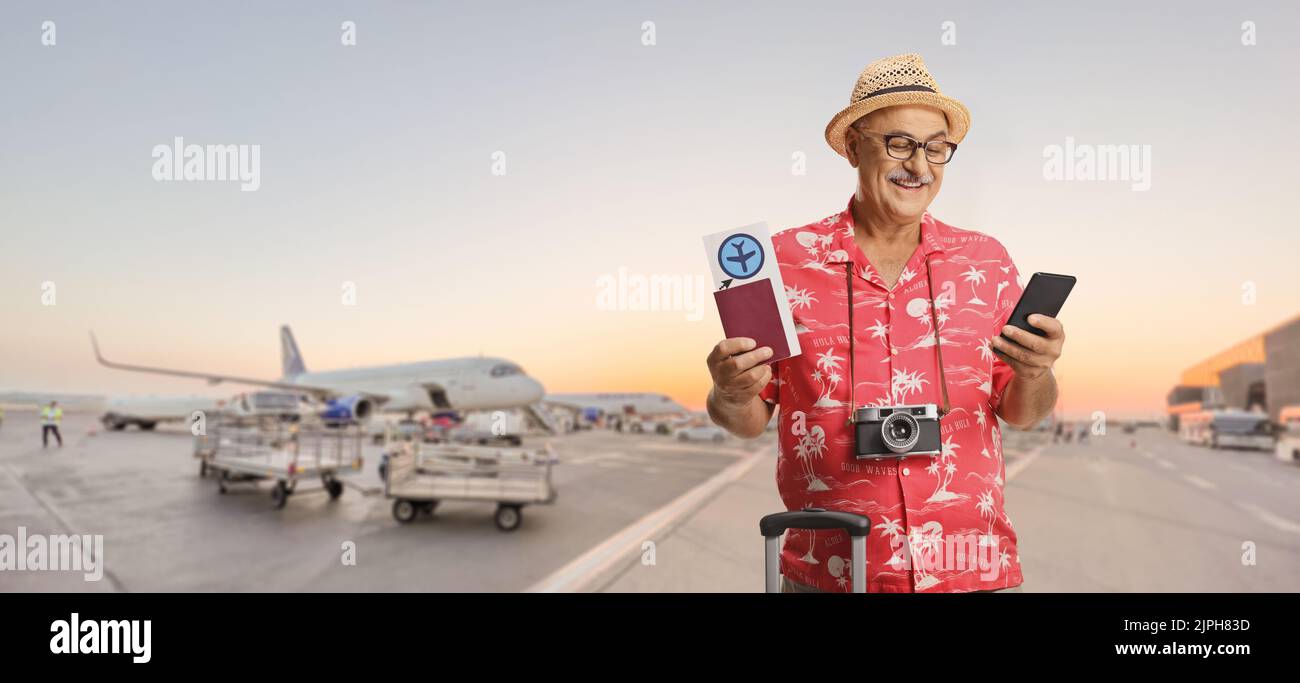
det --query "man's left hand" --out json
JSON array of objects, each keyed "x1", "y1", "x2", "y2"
[{"x1": 991, "y1": 314, "x2": 1064, "y2": 381}]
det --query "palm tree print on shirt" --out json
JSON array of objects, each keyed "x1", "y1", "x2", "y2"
[
  {"x1": 976, "y1": 488, "x2": 999, "y2": 548},
  {"x1": 786, "y1": 285, "x2": 817, "y2": 311},
  {"x1": 977, "y1": 337, "x2": 995, "y2": 394},
  {"x1": 794, "y1": 231, "x2": 846, "y2": 275},
  {"x1": 975, "y1": 404, "x2": 990, "y2": 459},
  {"x1": 962, "y1": 265, "x2": 987, "y2": 305},
  {"x1": 925, "y1": 436, "x2": 962, "y2": 503},
  {"x1": 876, "y1": 515, "x2": 908, "y2": 570},
  {"x1": 908, "y1": 521, "x2": 945, "y2": 590},
  {"x1": 890, "y1": 367, "x2": 928, "y2": 405},
  {"x1": 791, "y1": 412, "x2": 829, "y2": 492},
  {"x1": 812, "y1": 349, "x2": 845, "y2": 408}
]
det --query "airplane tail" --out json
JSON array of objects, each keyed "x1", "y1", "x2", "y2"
[{"x1": 280, "y1": 325, "x2": 307, "y2": 378}]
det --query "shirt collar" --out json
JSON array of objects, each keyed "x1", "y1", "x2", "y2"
[{"x1": 826, "y1": 196, "x2": 946, "y2": 265}]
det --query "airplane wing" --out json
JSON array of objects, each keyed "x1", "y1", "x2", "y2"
[{"x1": 90, "y1": 332, "x2": 386, "y2": 404}]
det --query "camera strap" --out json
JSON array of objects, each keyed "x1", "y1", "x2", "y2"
[
  {"x1": 844, "y1": 250, "x2": 952, "y2": 424},
  {"x1": 924, "y1": 252, "x2": 952, "y2": 418},
  {"x1": 846, "y1": 263, "x2": 856, "y2": 425}
]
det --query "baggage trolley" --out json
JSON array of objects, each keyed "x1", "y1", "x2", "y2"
[
  {"x1": 384, "y1": 441, "x2": 557, "y2": 531},
  {"x1": 760, "y1": 508, "x2": 872, "y2": 593},
  {"x1": 193, "y1": 412, "x2": 364, "y2": 509}
]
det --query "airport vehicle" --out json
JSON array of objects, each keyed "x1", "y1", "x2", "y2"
[
  {"x1": 761, "y1": 509, "x2": 871, "y2": 593},
  {"x1": 100, "y1": 394, "x2": 220, "y2": 431},
  {"x1": 372, "y1": 418, "x2": 440, "y2": 445},
  {"x1": 675, "y1": 424, "x2": 727, "y2": 443},
  {"x1": 383, "y1": 440, "x2": 556, "y2": 531},
  {"x1": 1178, "y1": 409, "x2": 1274, "y2": 451},
  {"x1": 1275, "y1": 406, "x2": 1300, "y2": 464},
  {"x1": 447, "y1": 425, "x2": 523, "y2": 447},
  {"x1": 92, "y1": 325, "x2": 550, "y2": 428},
  {"x1": 226, "y1": 391, "x2": 304, "y2": 419},
  {"x1": 448, "y1": 409, "x2": 526, "y2": 446},
  {"x1": 654, "y1": 415, "x2": 693, "y2": 436},
  {"x1": 193, "y1": 412, "x2": 364, "y2": 509},
  {"x1": 546, "y1": 392, "x2": 688, "y2": 433}
]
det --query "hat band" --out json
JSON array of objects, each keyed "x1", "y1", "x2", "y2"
[{"x1": 856, "y1": 84, "x2": 936, "y2": 103}]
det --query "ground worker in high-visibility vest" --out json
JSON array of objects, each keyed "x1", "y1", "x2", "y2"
[{"x1": 41, "y1": 401, "x2": 63, "y2": 448}]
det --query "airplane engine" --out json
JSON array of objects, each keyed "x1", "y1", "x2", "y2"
[{"x1": 320, "y1": 395, "x2": 373, "y2": 425}]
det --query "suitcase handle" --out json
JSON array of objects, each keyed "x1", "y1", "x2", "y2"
[
  {"x1": 759, "y1": 508, "x2": 872, "y2": 538},
  {"x1": 760, "y1": 509, "x2": 871, "y2": 593}
]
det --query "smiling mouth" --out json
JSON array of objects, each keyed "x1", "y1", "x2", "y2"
[{"x1": 890, "y1": 178, "x2": 926, "y2": 191}]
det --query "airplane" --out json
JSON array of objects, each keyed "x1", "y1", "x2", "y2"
[
  {"x1": 725, "y1": 239, "x2": 756, "y2": 271},
  {"x1": 545, "y1": 392, "x2": 688, "y2": 432},
  {"x1": 91, "y1": 325, "x2": 549, "y2": 426}
]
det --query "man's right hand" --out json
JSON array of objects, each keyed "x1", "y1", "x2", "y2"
[{"x1": 707, "y1": 337, "x2": 773, "y2": 407}]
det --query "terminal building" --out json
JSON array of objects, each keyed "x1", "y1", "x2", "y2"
[{"x1": 1167, "y1": 313, "x2": 1300, "y2": 428}]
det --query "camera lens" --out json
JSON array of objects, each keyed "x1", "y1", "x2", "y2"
[{"x1": 881, "y1": 412, "x2": 920, "y2": 453}]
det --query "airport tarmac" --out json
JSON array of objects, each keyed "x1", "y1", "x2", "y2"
[
  {"x1": 0, "y1": 410, "x2": 764, "y2": 592},
  {"x1": 3, "y1": 410, "x2": 1297, "y2": 592},
  {"x1": 1010, "y1": 428, "x2": 1300, "y2": 591},
  {"x1": 591, "y1": 427, "x2": 1300, "y2": 592}
]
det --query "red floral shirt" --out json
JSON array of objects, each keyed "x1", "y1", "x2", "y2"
[{"x1": 760, "y1": 199, "x2": 1026, "y2": 593}]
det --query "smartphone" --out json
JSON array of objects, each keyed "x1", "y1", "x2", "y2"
[{"x1": 1000, "y1": 272, "x2": 1076, "y2": 345}]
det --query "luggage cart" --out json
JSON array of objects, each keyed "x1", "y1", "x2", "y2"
[
  {"x1": 384, "y1": 441, "x2": 556, "y2": 531},
  {"x1": 193, "y1": 412, "x2": 365, "y2": 509},
  {"x1": 760, "y1": 508, "x2": 872, "y2": 593}
]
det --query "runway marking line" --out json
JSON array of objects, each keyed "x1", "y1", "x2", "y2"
[
  {"x1": 1181, "y1": 474, "x2": 1216, "y2": 491},
  {"x1": 1236, "y1": 502, "x2": 1300, "y2": 535},
  {"x1": 523, "y1": 445, "x2": 771, "y2": 593},
  {"x1": 1004, "y1": 443, "x2": 1046, "y2": 482}
]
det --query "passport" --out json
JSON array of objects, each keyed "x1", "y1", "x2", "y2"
[{"x1": 713, "y1": 278, "x2": 792, "y2": 363}]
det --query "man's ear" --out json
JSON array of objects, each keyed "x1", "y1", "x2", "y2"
[{"x1": 845, "y1": 131, "x2": 861, "y2": 169}]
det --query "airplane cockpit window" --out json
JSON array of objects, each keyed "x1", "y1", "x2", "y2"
[{"x1": 490, "y1": 363, "x2": 522, "y2": 378}]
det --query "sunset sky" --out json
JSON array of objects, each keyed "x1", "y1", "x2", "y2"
[{"x1": 2, "y1": 1, "x2": 1297, "y2": 420}]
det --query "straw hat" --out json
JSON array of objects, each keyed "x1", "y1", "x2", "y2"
[{"x1": 824, "y1": 53, "x2": 970, "y2": 158}]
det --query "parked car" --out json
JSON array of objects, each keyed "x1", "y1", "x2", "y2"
[{"x1": 675, "y1": 424, "x2": 726, "y2": 443}]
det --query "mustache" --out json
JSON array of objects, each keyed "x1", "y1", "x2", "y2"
[{"x1": 887, "y1": 168, "x2": 935, "y2": 185}]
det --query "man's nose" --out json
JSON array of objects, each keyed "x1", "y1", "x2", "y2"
[{"x1": 903, "y1": 147, "x2": 931, "y2": 176}]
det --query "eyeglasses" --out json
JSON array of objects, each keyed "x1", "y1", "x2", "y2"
[{"x1": 851, "y1": 127, "x2": 958, "y2": 165}]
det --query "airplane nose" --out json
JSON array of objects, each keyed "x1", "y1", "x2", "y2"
[{"x1": 522, "y1": 376, "x2": 545, "y2": 403}]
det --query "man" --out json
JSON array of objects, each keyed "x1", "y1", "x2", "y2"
[
  {"x1": 41, "y1": 400, "x2": 63, "y2": 448},
  {"x1": 706, "y1": 54, "x2": 1064, "y2": 592}
]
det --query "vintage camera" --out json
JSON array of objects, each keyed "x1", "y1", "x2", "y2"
[{"x1": 854, "y1": 404, "x2": 942, "y2": 459}]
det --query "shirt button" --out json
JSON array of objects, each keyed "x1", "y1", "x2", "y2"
[
  {"x1": 889, "y1": 293, "x2": 896, "y2": 300},
  {"x1": 902, "y1": 467, "x2": 911, "y2": 476},
  {"x1": 890, "y1": 345, "x2": 898, "y2": 355}
]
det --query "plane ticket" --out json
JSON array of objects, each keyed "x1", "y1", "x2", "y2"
[{"x1": 702, "y1": 223, "x2": 802, "y2": 362}]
